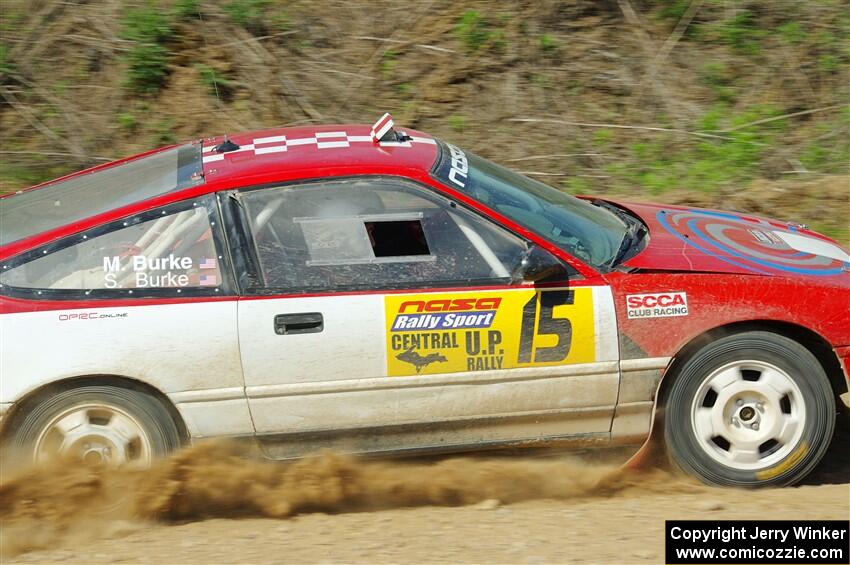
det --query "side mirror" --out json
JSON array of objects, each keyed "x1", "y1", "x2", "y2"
[{"x1": 518, "y1": 245, "x2": 569, "y2": 282}]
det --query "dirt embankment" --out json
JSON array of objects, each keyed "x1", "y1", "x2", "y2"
[
  {"x1": 2, "y1": 414, "x2": 848, "y2": 563},
  {"x1": 1, "y1": 1, "x2": 848, "y2": 245}
]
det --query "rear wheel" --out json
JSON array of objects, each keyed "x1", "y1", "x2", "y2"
[
  {"x1": 664, "y1": 331, "x2": 835, "y2": 487},
  {"x1": 10, "y1": 385, "x2": 181, "y2": 467}
]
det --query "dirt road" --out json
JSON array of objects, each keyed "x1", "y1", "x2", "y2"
[
  {"x1": 3, "y1": 416, "x2": 848, "y2": 564},
  {"x1": 8, "y1": 485, "x2": 847, "y2": 565}
]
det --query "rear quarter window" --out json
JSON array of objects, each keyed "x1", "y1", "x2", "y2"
[
  {"x1": 0, "y1": 196, "x2": 229, "y2": 298},
  {"x1": 0, "y1": 144, "x2": 203, "y2": 246}
]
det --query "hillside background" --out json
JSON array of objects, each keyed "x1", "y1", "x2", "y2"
[{"x1": 0, "y1": 0, "x2": 847, "y2": 242}]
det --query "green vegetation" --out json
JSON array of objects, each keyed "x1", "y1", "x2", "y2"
[
  {"x1": 447, "y1": 115, "x2": 466, "y2": 132},
  {"x1": 716, "y1": 10, "x2": 766, "y2": 55},
  {"x1": 529, "y1": 73, "x2": 549, "y2": 87},
  {"x1": 592, "y1": 129, "x2": 613, "y2": 147},
  {"x1": 798, "y1": 107, "x2": 850, "y2": 174},
  {"x1": 489, "y1": 29, "x2": 507, "y2": 52},
  {"x1": 657, "y1": 0, "x2": 690, "y2": 23},
  {"x1": 120, "y1": 3, "x2": 173, "y2": 94},
  {"x1": 699, "y1": 62, "x2": 736, "y2": 104},
  {"x1": 195, "y1": 64, "x2": 234, "y2": 99},
  {"x1": 121, "y1": 3, "x2": 172, "y2": 44},
  {"x1": 172, "y1": 0, "x2": 200, "y2": 20},
  {"x1": 777, "y1": 21, "x2": 807, "y2": 44},
  {"x1": 455, "y1": 10, "x2": 491, "y2": 52},
  {"x1": 269, "y1": 11, "x2": 293, "y2": 33},
  {"x1": 538, "y1": 34, "x2": 557, "y2": 55},
  {"x1": 223, "y1": 0, "x2": 270, "y2": 35},
  {"x1": 603, "y1": 105, "x2": 792, "y2": 195},
  {"x1": 0, "y1": 7, "x2": 23, "y2": 36},
  {"x1": 380, "y1": 49, "x2": 398, "y2": 80},
  {"x1": 818, "y1": 54, "x2": 839, "y2": 73},
  {"x1": 123, "y1": 43, "x2": 170, "y2": 94},
  {"x1": 151, "y1": 118, "x2": 178, "y2": 145},
  {"x1": 0, "y1": 43, "x2": 13, "y2": 78},
  {"x1": 116, "y1": 112, "x2": 137, "y2": 132},
  {"x1": 562, "y1": 176, "x2": 590, "y2": 195},
  {"x1": 589, "y1": 2, "x2": 850, "y2": 221}
]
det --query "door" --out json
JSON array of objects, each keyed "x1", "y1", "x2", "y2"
[{"x1": 231, "y1": 177, "x2": 619, "y2": 456}]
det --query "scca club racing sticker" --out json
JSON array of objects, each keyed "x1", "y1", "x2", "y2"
[
  {"x1": 626, "y1": 292, "x2": 688, "y2": 319},
  {"x1": 385, "y1": 288, "x2": 595, "y2": 377},
  {"x1": 656, "y1": 209, "x2": 850, "y2": 276}
]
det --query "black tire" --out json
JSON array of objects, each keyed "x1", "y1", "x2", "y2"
[
  {"x1": 664, "y1": 331, "x2": 835, "y2": 487},
  {"x1": 9, "y1": 384, "x2": 181, "y2": 466}
]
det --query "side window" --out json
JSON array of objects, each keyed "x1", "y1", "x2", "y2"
[
  {"x1": 0, "y1": 196, "x2": 227, "y2": 296},
  {"x1": 237, "y1": 178, "x2": 532, "y2": 291}
]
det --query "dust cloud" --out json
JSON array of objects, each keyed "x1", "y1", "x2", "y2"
[{"x1": 0, "y1": 441, "x2": 703, "y2": 557}]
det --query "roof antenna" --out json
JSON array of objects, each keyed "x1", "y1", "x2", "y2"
[{"x1": 214, "y1": 134, "x2": 240, "y2": 153}]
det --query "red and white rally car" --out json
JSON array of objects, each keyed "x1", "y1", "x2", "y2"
[{"x1": 1, "y1": 115, "x2": 847, "y2": 487}]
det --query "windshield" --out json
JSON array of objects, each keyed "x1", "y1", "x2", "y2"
[
  {"x1": 433, "y1": 142, "x2": 628, "y2": 268},
  {"x1": 0, "y1": 143, "x2": 203, "y2": 246}
]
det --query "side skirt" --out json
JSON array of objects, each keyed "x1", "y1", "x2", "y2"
[{"x1": 254, "y1": 407, "x2": 627, "y2": 460}]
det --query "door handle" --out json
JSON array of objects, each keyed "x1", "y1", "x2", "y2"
[{"x1": 274, "y1": 313, "x2": 324, "y2": 335}]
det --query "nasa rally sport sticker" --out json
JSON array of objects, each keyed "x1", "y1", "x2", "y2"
[
  {"x1": 626, "y1": 292, "x2": 688, "y2": 319},
  {"x1": 384, "y1": 288, "x2": 596, "y2": 377}
]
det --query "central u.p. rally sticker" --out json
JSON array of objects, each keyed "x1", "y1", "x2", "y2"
[{"x1": 384, "y1": 288, "x2": 596, "y2": 377}]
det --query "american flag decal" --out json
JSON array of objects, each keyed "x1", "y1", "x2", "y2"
[
  {"x1": 199, "y1": 274, "x2": 218, "y2": 286},
  {"x1": 199, "y1": 257, "x2": 216, "y2": 270}
]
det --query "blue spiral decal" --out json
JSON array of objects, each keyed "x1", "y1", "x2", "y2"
[{"x1": 656, "y1": 210, "x2": 847, "y2": 276}]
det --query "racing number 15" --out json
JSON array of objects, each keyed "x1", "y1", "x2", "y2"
[{"x1": 518, "y1": 290, "x2": 574, "y2": 364}]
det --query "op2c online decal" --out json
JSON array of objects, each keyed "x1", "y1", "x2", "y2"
[{"x1": 384, "y1": 288, "x2": 596, "y2": 376}]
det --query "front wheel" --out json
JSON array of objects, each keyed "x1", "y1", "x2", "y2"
[
  {"x1": 664, "y1": 331, "x2": 835, "y2": 487},
  {"x1": 9, "y1": 385, "x2": 181, "y2": 467}
]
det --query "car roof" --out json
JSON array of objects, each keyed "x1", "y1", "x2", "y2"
[
  {"x1": 199, "y1": 123, "x2": 439, "y2": 187},
  {"x1": 0, "y1": 123, "x2": 441, "y2": 258}
]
